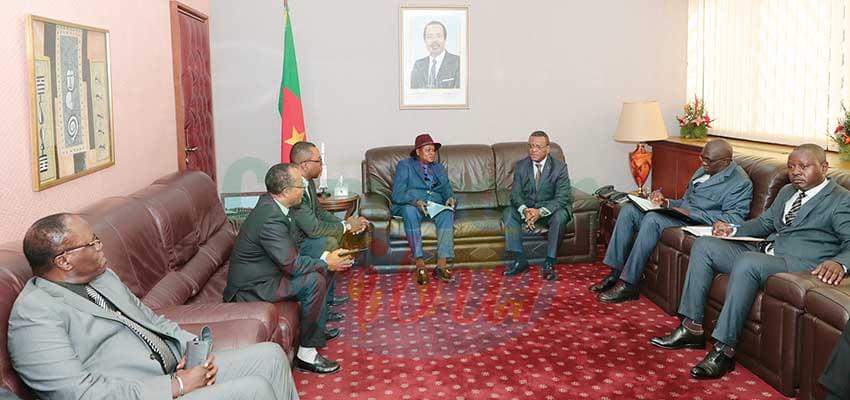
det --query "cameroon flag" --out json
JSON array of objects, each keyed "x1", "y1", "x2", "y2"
[{"x1": 278, "y1": 5, "x2": 305, "y2": 162}]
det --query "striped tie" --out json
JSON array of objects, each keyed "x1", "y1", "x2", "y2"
[
  {"x1": 784, "y1": 191, "x2": 806, "y2": 225},
  {"x1": 85, "y1": 286, "x2": 178, "y2": 373}
]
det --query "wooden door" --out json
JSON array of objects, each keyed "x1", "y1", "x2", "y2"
[{"x1": 170, "y1": 1, "x2": 216, "y2": 181}]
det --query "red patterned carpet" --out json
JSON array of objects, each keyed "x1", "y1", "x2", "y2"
[{"x1": 294, "y1": 262, "x2": 790, "y2": 400}]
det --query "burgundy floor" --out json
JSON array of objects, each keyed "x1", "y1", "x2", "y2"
[{"x1": 294, "y1": 262, "x2": 789, "y2": 400}]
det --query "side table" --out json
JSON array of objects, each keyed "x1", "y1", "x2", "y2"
[{"x1": 317, "y1": 194, "x2": 360, "y2": 219}]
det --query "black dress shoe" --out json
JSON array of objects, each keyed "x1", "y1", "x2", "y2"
[
  {"x1": 327, "y1": 311, "x2": 344, "y2": 322},
  {"x1": 325, "y1": 328, "x2": 341, "y2": 342},
  {"x1": 541, "y1": 262, "x2": 557, "y2": 281},
  {"x1": 434, "y1": 266, "x2": 455, "y2": 283},
  {"x1": 504, "y1": 261, "x2": 530, "y2": 276},
  {"x1": 329, "y1": 295, "x2": 349, "y2": 306},
  {"x1": 294, "y1": 353, "x2": 341, "y2": 374},
  {"x1": 690, "y1": 347, "x2": 735, "y2": 379},
  {"x1": 589, "y1": 273, "x2": 619, "y2": 293},
  {"x1": 597, "y1": 282, "x2": 639, "y2": 303},
  {"x1": 650, "y1": 325, "x2": 706, "y2": 350},
  {"x1": 415, "y1": 267, "x2": 429, "y2": 285}
]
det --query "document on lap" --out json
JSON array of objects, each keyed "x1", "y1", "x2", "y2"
[
  {"x1": 426, "y1": 201, "x2": 453, "y2": 218},
  {"x1": 682, "y1": 226, "x2": 766, "y2": 242},
  {"x1": 626, "y1": 194, "x2": 698, "y2": 224}
]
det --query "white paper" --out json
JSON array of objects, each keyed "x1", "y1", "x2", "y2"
[
  {"x1": 682, "y1": 225, "x2": 765, "y2": 242},
  {"x1": 627, "y1": 194, "x2": 661, "y2": 211},
  {"x1": 426, "y1": 201, "x2": 454, "y2": 218}
]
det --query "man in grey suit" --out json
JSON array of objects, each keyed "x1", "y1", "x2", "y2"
[
  {"x1": 651, "y1": 144, "x2": 850, "y2": 379},
  {"x1": 7, "y1": 213, "x2": 298, "y2": 400},
  {"x1": 592, "y1": 139, "x2": 753, "y2": 303},
  {"x1": 410, "y1": 21, "x2": 461, "y2": 89},
  {"x1": 503, "y1": 130, "x2": 572, "y2": 281},
  {"x1": 225, "y1": 163, "x2": 354, "y2": 375}
]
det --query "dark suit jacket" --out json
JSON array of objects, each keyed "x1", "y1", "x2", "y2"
[
  {"x1": 410, "y1": 51, "x2": 461, "y2": 89},
  {"x1": 290, "y1": 179, "x2": 343, "y2": 240},
  {"x1": 735, "y1": 180, "x2": 850, "y2": 269},
  {"x1": 666, "y1": 161, "x2": 753, "y2": 225},
  {"x1": 8, "y1": 269, "x2": 195, "y2": 400},
  {"x1": 391, "y1": 157, "x2": 454, "y2": 215},
  {"x1": 224, "y1": 193, "x2": 327, "y2": 302},
  {"x1": 509, "y1": 155, "x2": 572, "y2": 221},
  {"x1": 820, "y1": 318, "x2": 850, "y2": 399}
]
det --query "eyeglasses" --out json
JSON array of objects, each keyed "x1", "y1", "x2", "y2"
[
  {"x1": 285, "y1": 185, "x2": 307, "y2": 190},
  {"x1": 54, "y1": 234, "x2": 102, "y2": 258},
  {"x1": 302, "y1": 158, "x2": 323, "y2": 165},
  {"x1": 528, "y1": 143, "x2": 549, "y2": 151},
  {"x1": 700, "y1": 155, "x2": 730, "y2": 164}
]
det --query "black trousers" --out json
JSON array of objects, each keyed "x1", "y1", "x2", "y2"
[{"x1": 275, "y1": 237, "x2": 333, "y2": 348}]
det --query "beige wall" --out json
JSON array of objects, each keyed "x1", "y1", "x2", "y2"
[
  {"x1": 211, "y1": 0, "x2": 688, "y2": 195},
  {"x1": 0, "y1": 0, "x2": 209, "y2": 242}
]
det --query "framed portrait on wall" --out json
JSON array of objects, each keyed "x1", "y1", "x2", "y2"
[
  {"x1": 26, "y1": 15, "x2": 115, "y2": 191},
  {"x1": 399, "y1": 6, "x2": 469, "y2": 110}
]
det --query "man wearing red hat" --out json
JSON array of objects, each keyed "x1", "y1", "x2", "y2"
[{"x1": 391, "y1": 133, "x2": 457, "y2": 285}]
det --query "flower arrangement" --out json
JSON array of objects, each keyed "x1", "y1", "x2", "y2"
[
  {"x1": 831, "y1": 103, "x2": 850, "y2": 160},
  {"x1": 677, "y1": 96, "x2": 714, "y2": 139}
]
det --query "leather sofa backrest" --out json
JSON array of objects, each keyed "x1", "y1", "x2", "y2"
[
  {"x1": 0, "y1": 245, "x2": 34, "y2": 400},
  {"x1": 493, "y1": 142, "x2": 566, "y2": 208},
  {"x1": 827, "y1": 168, "x2": 850, "y2": 191},
  {"x1": 732, "y1": 154, "x2": 789, "y2": 219},
  {"x1": 363, "y1": 144, "x2": 499, "y2": 210}
]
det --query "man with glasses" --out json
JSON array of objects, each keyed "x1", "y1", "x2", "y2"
[
  {"x1": 290, "y1": 141, "x2": 369, "y2": 319},
  {"x1": 225, "y1": 164, "x2": 354, "y2": 374},
  {"x1": 8, "y1": 213, "x2": 299, "y2": 399},
  {"x1": 591, "y1": 138, "x2": 753, "y2": 303},
  {"x1": 502, "y1": 130, "x2": 572, "y2": 281}
]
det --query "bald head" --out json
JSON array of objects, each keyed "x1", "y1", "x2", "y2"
[
  {"x1": 699, "y1": 138, "x2": 733, "y2": 174},
  {"x1": 791, "y1": 143, "x2": 827, "y2": 164}
]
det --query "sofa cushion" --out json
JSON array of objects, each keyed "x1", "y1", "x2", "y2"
[
  {"x1": 389, "y1": 209, "x2": 504, "y2": 240},
  {"x1": 733, "y1": 154, "x2": 789, "y2": 219},
  {"x1": 493, "y1": 142, "x2": 566, "y2": 208}
]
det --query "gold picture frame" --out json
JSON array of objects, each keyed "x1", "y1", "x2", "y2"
[
  {"x1": 26, "y1": 15, "x2": 115, "y2": 191},
  {"x1": 399, "y1": 6, "x2": 470, "y2": 110}
]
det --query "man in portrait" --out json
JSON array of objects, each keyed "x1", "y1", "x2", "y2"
[{"x1": 410, "y1": 21, "x2": 461, "y2": 89}]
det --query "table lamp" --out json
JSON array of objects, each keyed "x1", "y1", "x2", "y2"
[{"x1": 613, "y1": 101, "x2": 669, "y2": 195}]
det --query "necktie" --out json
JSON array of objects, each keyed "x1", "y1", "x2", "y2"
[
  {"x1": 85, "y1": 285, "x2": 178, "y2": 373},
  {"x1": 534, "y1": 162, "x2": 542, "y2": 188},
  {"x1": 428, "y1": 58, "x2": 437, "y2": 88},
  {"x1": 423, "y1": 164, "x2": 433, "y2": 188},
  {"x1": 784, "y1": 191, "x2": 806, "y2": 225}
]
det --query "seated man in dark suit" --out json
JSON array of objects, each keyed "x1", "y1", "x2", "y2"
[
  {"x1": 651, "y1": 144, "x2": 850, "y2": 379},
  {"x1": 8, "y1": 213, "x2": 298, "y2": 400},
  {"x1": 410, "y1": 21, "x2": 461, "y2": 89},
  {"x1": 820, "y1": 319, "x2": 850, "y2": 400},
  {"x1": 289, "y1": 141, "x2": 370, "y2": 321},
  {"x1": 592, "y1": 139, "x2": 753, "y2": 303},
  {"x1": 502, "y1": 130, "x2": 572, "y2": 281},
  {"x1": 225, "y1": 163, "x2": 354, "y2": 375}
]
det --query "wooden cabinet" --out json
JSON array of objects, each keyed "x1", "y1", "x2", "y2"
[{"x1": 649, "y1": 140, "x2": 702, "y2": 199}]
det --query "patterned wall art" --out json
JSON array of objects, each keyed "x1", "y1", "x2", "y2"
[{"x1": 26, "y1": 15, "x2": 114, "y2": 191}]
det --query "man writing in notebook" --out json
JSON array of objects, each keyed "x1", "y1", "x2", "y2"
[
  {"x1": 651, "y1": 144, "x2": 850, "y2": 379},
  {"x1": 591, "y1": 139, "x2": 753, "y2": 303}
]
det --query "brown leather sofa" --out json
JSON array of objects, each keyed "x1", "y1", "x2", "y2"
[
  {"x1": 640, "y1": 153, "x2": 850, "y2": 397},
  {"x1": 799, "y1": 285, "x2": 850, "y2": 400},
  {"x1": 360, "y1": 142, "x2": 599, "y2": 271},
  {"x1": 0, "y1": 171, "x2": 299, "y2": 399}
]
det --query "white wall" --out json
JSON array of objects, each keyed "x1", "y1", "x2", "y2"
[{"x1": 210, "y1": 0, "x2": 688, "y2": 194}]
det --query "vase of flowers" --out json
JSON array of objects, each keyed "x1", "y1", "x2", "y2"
[
  {"x1": 677, "y1": 96, "x2": 714, "y2": 139},
  {"x1": 831, "y1": 103, "x2": 850, "y2": 161}
]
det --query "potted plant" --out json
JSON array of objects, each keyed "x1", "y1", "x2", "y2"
[
  {"x1": 831, "y1": 103, "x2": 850, "y2": 161},
  {"x1": 677, "y1": 96, "x2": 714, "y2": 139}
]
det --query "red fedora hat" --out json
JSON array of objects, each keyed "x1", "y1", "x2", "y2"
[{"x1": 410, "y1": 133, "x2": 442, "y2": 157}]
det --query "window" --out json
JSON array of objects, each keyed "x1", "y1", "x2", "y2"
[{"x1": 687, "y1": 0, "x2": 850, "y2": 148}]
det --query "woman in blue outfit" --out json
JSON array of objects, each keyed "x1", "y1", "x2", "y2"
[{"x1": 391, "y1": 133, "x2": 456, "y2": 285}]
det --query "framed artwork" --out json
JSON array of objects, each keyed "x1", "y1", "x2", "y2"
[
  {"x1": 26, "y1": 15, "x2": 115, "y2": 191},
  {"x1": 399, "y1": 6, "x2": 469, "y2": 110}
]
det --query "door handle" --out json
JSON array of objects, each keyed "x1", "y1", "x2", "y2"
[{"x1": 184, "y1": 146, "x2": 198, "y2": 167}]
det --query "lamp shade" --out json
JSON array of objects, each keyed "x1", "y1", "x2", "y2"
[{"x1": 614, "y1": 101, "x2": 669, "y2": 143}]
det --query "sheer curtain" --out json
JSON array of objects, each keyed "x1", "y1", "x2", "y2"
[{"x1": 687, "y1": 0, "x2": 850, "y2": 148}]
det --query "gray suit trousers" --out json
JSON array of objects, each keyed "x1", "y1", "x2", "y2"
[
  {"x1": 184, "y1": 342, "x2": 298, "y2": 400},
  {"x1": 602, "y1": 204, "x2": 686, "y2": 285},
  {"x1": 678, "y1": 237, "x2": 809, "y2": 346}
]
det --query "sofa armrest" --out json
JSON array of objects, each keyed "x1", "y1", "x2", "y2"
[
  {"x1": 805, "y1": 286, "x2": 850, "y2": 330},
  {"x1": 765, "y1": 272, "x2": 845, "y2": 310},
  {"x1": 158, "y1": 302, "x2": 279, "y2": 340},
  {"x1": 571, "y1": 188, "x2": 599, "y2": 214},
  {"x1": 180, "y1": 319, "x2": 266, "y2": 351},
  {"x1": 361, "y1": 192, "x2": 391, "y2": 221}
]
